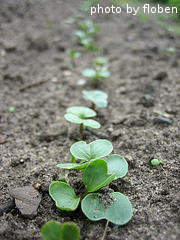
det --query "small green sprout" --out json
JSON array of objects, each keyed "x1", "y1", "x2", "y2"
[
  {"x1": 49, "y1": 139, "x2": 133, "y2": 236},
  {"x1": 82, "y1": 90, "x2": 108, "y2": 109},
  {"x1": 78, "y1": 20, "x2": 100, "y2": 35},
  {"x1": 151, "y1": 158, "x2": 163, "y2": 166},
  {"x1": 9, "y1": 106, "x2": 15, "y2": 113},
  {"x1": 41, "y1": 221, "x2": 80, "y2": 240},
  {"x1": 94, "y1": 57, "x2": 107, "y2": 66},
  {"x1": 67, "y1": 49, "x2": 81, "y2": 67},
  {"x1": 64, "y1": 106, "x2": 101, "y2": 138},
  {"x1": 82, "y1": 67, "x2": 110, "y2": 87},
  {"x1": 167, "y1": 47, "x2": 175, "y2": 54},
  {"x1": 74, "y1": 19, "x2": 100, "y2": 51}
]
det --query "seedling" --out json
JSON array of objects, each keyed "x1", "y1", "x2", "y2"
[
  {"x1": 64, "y1": 106, "x2": 101, "y2": 138},
  {"x1": 82, "y1": 67, "x2": 110, "y2": 87},
  {"x1": 94, "y1": 57, "x2": 107, "y2": 66},
  {"x1": 49, "y1": 139, "x2": 133, "y2": 240},
  {"x1": 74, "y1": 19, "x2": 100, "y2": 51},
  {"x1": 41, "y1": 221, "x2": 80, "y2": 240},
  {"x1": 9, "y1": 106, "x2": 15, "y2": 113},
  {"x1": 78, "y1": 20, "x2": 100, "y2": 35},
  {"x1": 67, "y1": 49, "x2": 81, "y2": 67},
  {"x1": 151, "y1": 158, "x2": 163, "y2": 166},
  {"x1": 167, "y1": 47, "x2": 175, "y2": 54},
  {"x1": 82, "y1": 90, "x2": 108, "y2": 109}
]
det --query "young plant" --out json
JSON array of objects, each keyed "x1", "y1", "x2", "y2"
[
  {"x1": 64, "y1": 106, "x2": 101, "y2": 138},
  {"x1": 82, "y1": 90, "x2": 108, "y2": 109},
  {"x1": 94, "y1": 56, "x2": 107, "y2": 66},
  {"x1": 151, "y1": 158, "x2": 163, "y2": 166},
  {"x1": 67, "y1": 49, "x2": 81, "y2": 67},
  {"x1": 49, "y1": 139, "x2": 133, "y2": 238},
  {"x1": 74, "y1": 19, "x2": 100, "y2": 51},
  {"x1": 78, "y1": 20, "x2": 100, "y2": 36},
  {"x1": 41, "y1": 221, "x2": 80, "y2": 240},
  {"x1": 82, "y1": 67, "x2": 110, "y2": 87}
]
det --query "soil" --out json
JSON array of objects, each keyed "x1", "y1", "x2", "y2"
[{"x1": 0, "y1": 0, "x2": 180, "y2": 239}]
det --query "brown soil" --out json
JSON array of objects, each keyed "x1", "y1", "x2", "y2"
[{"x1": 0, "y1": 0, "x2": 179, "y2": 239}]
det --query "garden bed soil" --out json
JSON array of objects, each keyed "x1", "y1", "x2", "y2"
[{"x1": 0, "y1": 0, "x2": 179, "y2": 239}]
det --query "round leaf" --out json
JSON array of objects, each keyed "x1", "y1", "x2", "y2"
[
  {"x1": 82, "y1": 68, "x2": 96, "y2": 78},
  {"x1": 66, "y1": 106, "x2": 96, "y2": 118},
  {"x1": 49, "y1": 181, "x2": 80, "y2": 211},
  {"x1": 90, "y1": 139, "x2": 113, "y2": 159},
  {"x1": 64, "y1": 114, "x2": 83, "y2": 124},
  {"x1": 82, "y1": 159, "x2": 115, "y2": 192},
  {"x1": 81, "y1": 192, "x2": 133, "y2": 225},
  {"x1": 41, "y1": 221, "x2": 61, "y2": 240},
  {"x1": 97, "y1": 69, "x2": 110, "y2": 79},
  {"x1": 94, "y1": 57, "x2": 107, "y2": 66},
  {"x1": 83, "y1": 119, "x2": 101, "y2": 129},
  {"x1": 60, "y1": 222, "x2": 80, "y2": 240},
  {"x1": 57, "y1": 162, "x2": 89, "y2": 170},
  {"x1": 106, "y1": 154, "x2": 128, "y2": 179},
  {"x1": 105, "y1": 192, "x2": 133, "y2": 225},
  {"x1": 82, "y1": 90, "x2": 108, "y2": 108},
  {"x1": 70, "y1": 140, "x2": 113, "y2": 161},
  {"x1": 81, "y1": 193, "x2": 105, "y2": 221}
]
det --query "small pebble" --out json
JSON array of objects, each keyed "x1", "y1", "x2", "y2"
[
  {"x1": 153, "y1": 71, "x2": 168, "y2": 81},
  {"x1": 10, "y1": 186, "x2": 41, "y2": 219}
]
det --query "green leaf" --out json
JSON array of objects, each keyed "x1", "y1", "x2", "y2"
[
  {"x1": 80, "y1": 37, "x2": 93, "y2": 47},
  {"x1": 70, "y1": 139, "x2": 113, "y2": 161},
  {"x1": 105, "y1": 192, "x2": 133, "y2": 225},
  {"x1": 81, "y1": 192, "x2": 133, "y2": 225},
  {"x1": 60, "y1": 222, "x2": 80, "y2": 240},
  {"x1": 66, "y1": 106, "x2": 96, "y2": 118},
  {"x1": 82, "y1": 68, "x2": 96, "y2": 78},
  {"x1": 81, "y1": 193, "x2": 105, "y2": 221},
  {"x1": 57, "y1": 162, "x2": 89, "y2": 170},
  {"x1": 97, "y1": 68, "x2": 110, "y2": 79},
  {"x1": 82, "y1": 90, "x2": 108, "y2": 108},
  {"x1": 82, "y1": 159, "x2": 115, "y2": 192},
  {"x1": 49, "y1": 181, "x2": 80, "y2": 211},
  {"x1": 68, "y1": 49, "x2": 81, "y2": 59},
  {"x1": 41, "y1": 221, "x2": 62, "y2": 240},
  {"x1": 41, "y1": 221, "x2": 80, "y2": 240},
  {"x1": 106, "y1": 154, "x2": 128, "y2": 179},
  {"x1": 83, "y1": 119, "x2": 101, "y2": 129},
  {"x1": 74, "y1": 30, "x2": 86, "y2": 39},
  {"x1": 64, "y1": 114, "x2": 83, "y2": 124},
  {"x1": 94, "y1": 57, "x2": 107, "y2": 66}
]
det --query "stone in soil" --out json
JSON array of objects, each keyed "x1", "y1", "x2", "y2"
[{"x1": 10, "y1": 186, "x2": 41, "y2": 219}]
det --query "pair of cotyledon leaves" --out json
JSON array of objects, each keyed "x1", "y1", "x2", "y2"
[
  {"x1": 49, "y1": 140, "x2": 132, "y2": 225},
  {"x1": 82, "y1": 90, "x2": 108, "y2": 108},
  {"x1": 41, "y1": 221, "x2": 80, "y2": 240},
  {"x1": 82, "y1": 67, "x2": 110, "y2": 80},
  {"x1": 64, "y1": 106, "x2": 101, "y2": 129}
]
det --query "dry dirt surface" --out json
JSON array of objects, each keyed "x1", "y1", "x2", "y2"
[{"x1": 0, "y1": 0, "x2": 180, "y2": 239}]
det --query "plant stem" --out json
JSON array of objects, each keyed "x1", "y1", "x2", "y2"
[
  {"x1": 91, "y1": 102, "x2": 95, "y2": 110},
  {"x1": 80, "y1": 123, "x2": 84, "y2": 139},
  {"x1": 101, "y1": 220, "x2": 109, "y2": 240}
]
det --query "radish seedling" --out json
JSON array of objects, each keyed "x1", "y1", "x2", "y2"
[
  {"x1": 151, "y1": 158, "x2": 163, "y2": 166},
  {"x1": 82, "y1": 90, "x2": 108, "y2": 109},
  {"x1": 82, "y1": 67, "x2": 110, "y2": 87},
  {"x1": 67, "y1": 49, "x2": 81, "y2": 67},
  {"x1": 41, "y1": 221, "x2": 80, "y2": 240},
  {"x1": 94, "y1": 56, "x2": 107, "y2": 66},
  {"x1": 64, "y1": 106, "x2": 101, "y2": 138},
  {"x1": 78, "y1": 20, "x2": 100, "y2": 35},
  {"x1": 49, "y1": 139, "x2": 133, "y2": 232}
]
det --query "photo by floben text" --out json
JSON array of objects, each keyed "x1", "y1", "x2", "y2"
[{"x1": 91, "y1": 4, "x2": 178, "y2": 16}]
